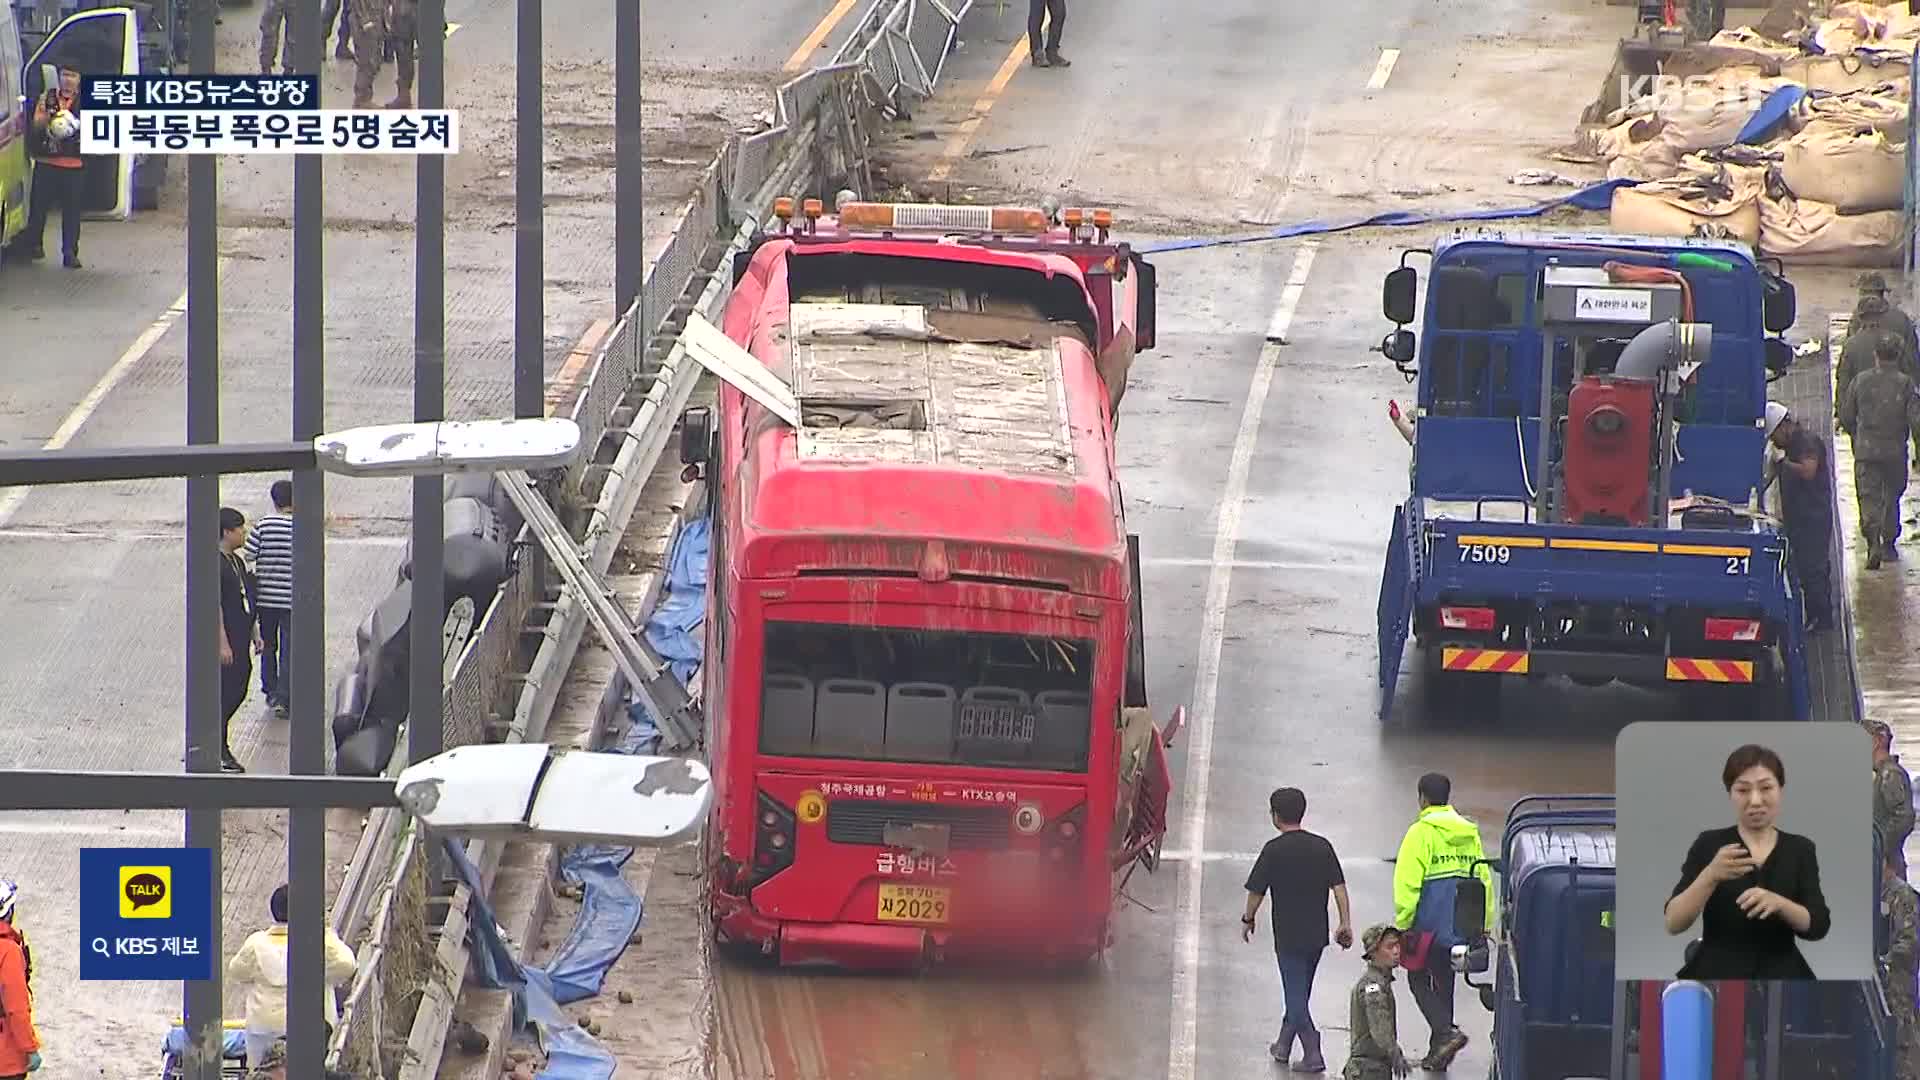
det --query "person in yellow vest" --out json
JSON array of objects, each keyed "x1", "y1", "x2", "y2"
[
  {"x1": 20, "y1": 64, "x2": 87, "y2": 269},
  {"x1": 226, "y1": 885, "x2": 359, "y2": 1067}
]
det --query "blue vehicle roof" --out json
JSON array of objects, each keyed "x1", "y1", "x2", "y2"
[{"x1": 1431, "y1": 227, "x2": 1761, "y2": 266}]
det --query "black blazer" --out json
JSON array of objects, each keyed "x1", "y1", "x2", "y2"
[{"x1": 1670, "y1": 825, "x2": 1830, "y2": 980}]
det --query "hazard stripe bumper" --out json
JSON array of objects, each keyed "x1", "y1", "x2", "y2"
[
  {"x1": 1437, "y1": 648, "x2": 1767, "y2": 684},
  {"x1": 1441, "y1": 647, "x2": 1529, "y2": 674},
  {"x1": 1665, "y1": 658, "x2": 1756, "y2": 683}
]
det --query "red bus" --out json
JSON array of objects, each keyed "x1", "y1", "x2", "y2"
[{"x1": 678, "y1": 197, "x2": 1185, "y2": 970}]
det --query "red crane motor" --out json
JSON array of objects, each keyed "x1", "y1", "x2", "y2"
[{"x1": 1563, "y1": 376, "x2": 1657, "y2": 526}]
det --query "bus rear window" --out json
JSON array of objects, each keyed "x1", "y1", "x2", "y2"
[{"x1": 758, "y1": 620, "x2": 1095, "y2": 772}]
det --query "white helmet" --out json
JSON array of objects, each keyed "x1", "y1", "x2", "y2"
[
  {"x1": 0, "y1": 879, "x2": 16, "y2": 923},
  {"x1": 48, "y1": 110, "x2": 79, "y2": 142},
  {"x1": 1764, "y1": 401, "x2": 1790, "y2": 439}
]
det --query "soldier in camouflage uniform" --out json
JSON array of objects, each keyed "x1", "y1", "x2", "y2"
[
  {"x1": 248, "y1": 1036, "x2": 286, "y2": 1079},
  {"x1": 348, "y1": 0, "x2": 390, "y2": 108},
  {"x1": 1883, "y1": 849, "x2": 1918, "y2": 1080},
  {"x1": 1876, "y1": 720, "x2": 1916, "y2": 881},
  {"x1": 1850, "y1": 273, "x2": 1920, "y2": 466},
  {"x1": 258, "y1": 0, "x2": 292, "y2": 74},
  {"x1": 1838, "y1": 337, "x2": 1920, "y2": 569},
  {"x1": 384, "y1": 0, "x2": 419, "y2": 109},
  {"x1": 1344, "y1": 925, "x2": 1411, "y2": 1080},
  {"x1": 320, "y1": 0, "x2": 358, "y2": 59}
]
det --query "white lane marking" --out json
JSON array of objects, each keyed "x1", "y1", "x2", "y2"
[
  {"x1": 1264, "y1": 243, "x2": 1317, "y2": 344},
  {"x1": 0, "y1": 244, "x2": 240, "y2": 529},
  {"x1": 1366, "y1": 48, "x2": 1401, "y2": 90},
  {"x1": 1144, "y1": 556, "x2": 1371, "y2": 574},
  {"x1": 1168, "y1": 239, "x2": 1319, "y2": 1080}
]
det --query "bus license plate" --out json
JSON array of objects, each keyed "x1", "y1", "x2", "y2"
[{"x1": 877, "y1": 884, "x2": 950, "y2": 924}]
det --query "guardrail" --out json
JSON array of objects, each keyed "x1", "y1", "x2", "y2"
[{"x1": 324, "y1": 0, "x2": 976, "y2": 1074}]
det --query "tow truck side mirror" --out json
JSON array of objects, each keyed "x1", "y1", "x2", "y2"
[
  {"x1": 1764, "y1": 337, "x2": 1792, "y2": 379},
  {"x1": 1381, "y1": 329, "x2": 1415, "y2": 365},
  {"x1": 1762, "y1": 276, "x2": 1796, "y2": 334},
  {"x1": 679, "y1": 406, "x2": 713, "y2": 466},
  {"x1": 1384, "y1": 266, "x2": 1418, "y2": 325}
]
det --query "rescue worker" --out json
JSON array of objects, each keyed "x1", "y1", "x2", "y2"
[
  {"x1": 385, "y1": 0, "x2": 419, "y2": 109},
  {"x1": 1883, "y1": 848, "x2": 1919, "y2": 1080},
  {"x1": 348, "y1": 0, "x2": 390, "y2": 109},
  {"x1": 1853, "y1": 274, "x2": 1920, "y2": 381},
  {"x1": 1765, "y1": 401, "x2": 1835, "y2": 632},
  {"x1": 1027, "y1": 0, "x2": 1069, "y2": 67},
  {"x1": 1838, "y1": 337, "x2": 1920, "y2": 569},
  {"x1": 0, "y1": 881, "x2": 42, "y2": 1079},
  {"x1": 259, "y1": 0, "x2": 294, "y2": 74},
  {"x1": 1390, "y1": 772, "x2": 1494, "y2": 1072},
  {"x1": 1876, "y1": 719, "x2": 1916, "y2": 881},
  {"x1": 1343, "y1": 925, "x2": 1411, "y2": 1080},
  {"x1": 18, "y1": 64, "x2": 87, "y2": 269},
  {"x1": 226, "y1": 884, "x2": 359, "y2": 1066}
]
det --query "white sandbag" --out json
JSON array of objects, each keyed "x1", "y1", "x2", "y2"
[
  {"x1": 1781, "y1": 52, "x2": 1913, "y2": 94},
  {"x1": 1788, "y1": 84, "x2": 1910, "y2": 137},
  {"x1": 1704, "y1": 27, "x2": 1803, "y2": 68},
  {"x1": 1758, "y1": 194, "x2": 1904, "y2": 266},
  {"x1": 1778, "y1": 124, "x2": 1906, "y2": 211},
  {"x1": 1611, "y1": 183, "x2": 1763, "y2": 247}
]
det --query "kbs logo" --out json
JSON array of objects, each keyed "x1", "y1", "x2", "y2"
[
  {"x1": 119, "y1": 865, "x2": 171, "y2": 919},
  {"x1": 1618, "y1": 74, "x2": 1776, "y2": 115}
]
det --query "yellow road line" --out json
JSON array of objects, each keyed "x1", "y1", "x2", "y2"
[
  {"x1": 785, "y1": 0, "x2": 864, "y2": 72},
  {"x1": 927, "y1": 36, "x2": 1031, "y2": 182}
]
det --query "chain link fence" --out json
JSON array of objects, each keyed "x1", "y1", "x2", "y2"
[{"x1": 328, "y1": 0, "x2": 979, "y2": 1071}]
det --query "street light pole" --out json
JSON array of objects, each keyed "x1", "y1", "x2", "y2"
[
  {"x1": 287, "y1": 0, "x2": 328, "y2": 1073},
  {"x1": 515, "y1": 0, "x2": 543, "y2": 419},
  {"x1": 183, "y1": 0, "x2": 223, "y2": 1074},
  {"x1": 414, "y1": 0, "x2": 450, "y2": 894}
]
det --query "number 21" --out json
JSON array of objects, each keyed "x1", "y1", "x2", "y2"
[{"x1": 1725, "y1": 555, "x2": 1749, "y2": 575}]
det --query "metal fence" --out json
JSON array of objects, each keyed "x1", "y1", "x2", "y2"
[{"x1": 325, "y1": 0, "x2": 975, "y2": 1071}]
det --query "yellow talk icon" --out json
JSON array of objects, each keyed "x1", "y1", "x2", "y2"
[{"x1": 120, "y1": 865, "x2": 172, "y2": 919}]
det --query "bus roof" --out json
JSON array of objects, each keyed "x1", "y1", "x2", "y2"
[{"x1": 736, "y1": 300, "x2": 1127, "y2": 579}]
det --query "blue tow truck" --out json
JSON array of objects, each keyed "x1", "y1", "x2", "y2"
[
  {"x1": 1458, "y1": 793, "x2": 1896, "y2": 1080},
  {"x1": 1373, "y1": 230, "x2": 1813, "y2": 723}
]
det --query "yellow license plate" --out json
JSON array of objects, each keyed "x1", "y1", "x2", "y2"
[{"x1": 876, "y1": 884, "x2": 951, "y2": 924}]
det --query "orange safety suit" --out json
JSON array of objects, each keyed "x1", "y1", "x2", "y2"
[{"x1": 0, "y1": 922, "x2": 38, "y2": 1077}]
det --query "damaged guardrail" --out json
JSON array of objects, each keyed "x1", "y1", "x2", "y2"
[{"x1": 327, "y1": 0, "x2": 976, "y2": 1074}]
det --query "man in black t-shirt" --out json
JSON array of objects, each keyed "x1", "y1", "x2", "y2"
[
  {"x1": 1243, "y1": 787, "x2": 1353, "y2": 1072},
  {"x1": 218, "y1": 507, "x2": 260, "y2": 773},
  {"x1": 1766, "y1": 402, "x2": 1835, "y2": 632}
]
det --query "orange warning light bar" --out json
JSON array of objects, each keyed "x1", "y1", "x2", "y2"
[
  {"x1": 802, "y1": 198, "x2": 824, "y2": 219},
  {"x1": 834, "y1": 202, "x2": 1054, "y2": 234},
  {"x1": 772, "y1": 197, "x2": 794, "y2": 221}
]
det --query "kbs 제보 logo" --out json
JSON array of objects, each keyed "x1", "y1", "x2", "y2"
[{"x1": 119, "y1": 865, "x2": 172, "y2": 919}]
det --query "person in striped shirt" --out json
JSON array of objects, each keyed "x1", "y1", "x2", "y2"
[{"x1": 245, "y1": 480, "x2": 296, "y2": 717}]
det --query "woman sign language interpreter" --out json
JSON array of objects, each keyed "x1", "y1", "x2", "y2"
[{"x1": 1662, "y1": 743, "x2": 1830, "y2": 980}]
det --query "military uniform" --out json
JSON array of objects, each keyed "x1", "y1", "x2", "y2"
[
  {"x1": 258, "y1": 0, "x2": 291, "y2": 74},
  {"x1": 1343, "y1": 926, "x2": 1410, "y2": 1080},
  {"x1": 348, "y1": 0, "x2": 389, "y2": 108},
  {"x1": 1850, "y1": 273, "x2": 1920, "y2": 466},
  {"x1": 1884, "y1": 873, "x2": 1919, "y2": 1080},
  {"x1": 1879, "y1": 735, "x2": 1916, "y2": 880},
  {"x1": 386, "y1": 0, "x2": 419, "y2": 108},
  {"x1": 1838, "y1": 362, "x2": 1920, "y2": 566},
  {"x1": 248, "y1": 1036, "x2": 286, "y2": 1078}
]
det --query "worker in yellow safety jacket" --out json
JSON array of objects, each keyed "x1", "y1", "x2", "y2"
[{"x1": 1391, "y1": 772, "x2": 1495, "y2": 1073}]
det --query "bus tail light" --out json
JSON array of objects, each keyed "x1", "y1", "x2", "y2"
[
  {"x1": 1704, "y1": 617, "x2": 1762, "y2": 642},
  {"x1": 1440, "y1": 606, "x2": 1496, "y2": 631},
  {"x1": 1046, "y1": 804, "x2": 1087, "y2": 863},
  {"x1": 752, "y1": 791, "x2": 796, "y2": 885}
]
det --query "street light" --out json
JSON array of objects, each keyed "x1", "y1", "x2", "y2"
[{"x1": 0, "y1": 417, "x2": 583, "y2": 487}]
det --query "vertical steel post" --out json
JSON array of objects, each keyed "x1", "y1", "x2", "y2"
[
  {"x1": 515, "y1": 0, "x2": 543, "y2": 418},
  {"x1": 286, "y1": 0, "x2": 327, "y2": 1074},
  {"x1": 614, "y1": 0, "x2": 642, "y2": 320},
  {"x1": 181, "y1": 0, "x2": 222, "y2": 1076},
  {"x1": 413, "y1": 0, "x2": 447, "y2": 768}
]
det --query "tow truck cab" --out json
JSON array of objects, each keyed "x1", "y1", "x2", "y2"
[{"x1": 1373, "y1": 231, "x2": 1812, "y2": 721}]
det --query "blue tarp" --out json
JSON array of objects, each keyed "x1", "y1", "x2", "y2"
[
  {"x1": 641, "y1": 515, "x2": 709, "y2": 686},
  {"x1": 1135, "y1": 179, "x2": 1638, "y2": 254},
  {"x1": 161, "y1": 1025, "x2": 248, "y2": 1061},
  {"x1": 1735, "y1": 85, "x2": 1809, "y2": 146},
  {"x1": 451, "y1": 514, "x2": 711, "y2": 1078}
]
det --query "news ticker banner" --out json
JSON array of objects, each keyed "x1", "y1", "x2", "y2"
[
  {"x1": 78, "y1": 846, "x2": 215, "y2": 981},
  {"x1": 76, "y1": 74, "x2": 456, "y2": 155}
]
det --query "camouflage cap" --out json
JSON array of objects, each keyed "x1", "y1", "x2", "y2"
[
  {"x1": 1859, "y1": 272, "x2": 1890, "y2": 293},
  {"x1": 1360, "y1": 923, "x2": 1402, "y2": 957},
  {"x1": 1870, "y1": 719, "x2": 1894, "y2": 741},
  {"x1": 249, "y1": 1038, "x2": 287, "y2": 1075}
]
